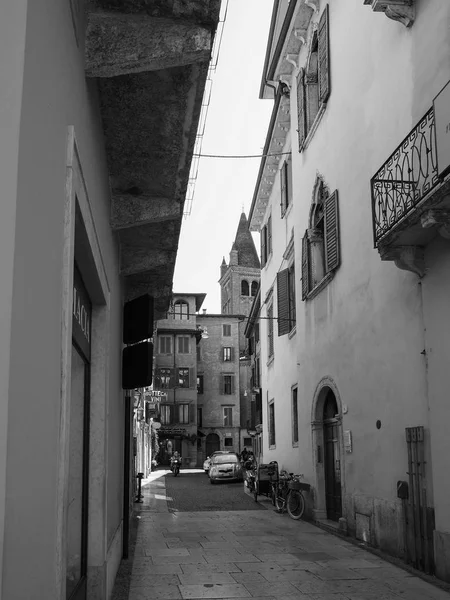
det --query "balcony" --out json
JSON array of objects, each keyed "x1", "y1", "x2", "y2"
[{"x1": 371, "y1": 107, "x2": 450, "y2": 276}]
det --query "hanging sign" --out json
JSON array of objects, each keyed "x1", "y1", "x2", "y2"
[
  {"x1": 72, "y1": 265, "x2": 92, "y2": 360},
  {"x1": 145, "y1": 390, "x2": 167, "y2": 402},
  {"x1": 434, "y1": 80, "x2": 450, "y2": 178}
]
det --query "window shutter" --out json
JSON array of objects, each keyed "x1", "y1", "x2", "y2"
[
  {"x1": 297, "y1": 68, "x2": 306, "y2": 150},
  {"x1": 220, "y1": 375, "x2": 224, "y2": 395},
  {"x1": 230, "y1": 347, "x2": 234, "y2": 361},
  {"x1": 324, "y1": 190, "x2": 340, "y2": 272},
  {"x1": 277, "y1": 269, "x2": 290, "y2": 336},
  {"x1": 301, "y1": 231, "x2": 310, "y2": 300},
  {"x1": 260, "y1": 225, "x2": 267, "y2": 267},
  {"x1": 189, "y1": 367, "x2": 195, "y2": 388},
  {"x1": 280, "y1": 165, "x2": 287, "y2": 217},
  {"x1": 318, "y1": 4, "x2": 330, "y2": 104},
  {"x1": 189, "y1": 402, "x2": 195, "y2": 424},
  {"x1": 267, "y1": 216, "x2": 272, "y2": 256},
  {"x1": 230, "y1": 375, "x2": 234, "y2": 395}
]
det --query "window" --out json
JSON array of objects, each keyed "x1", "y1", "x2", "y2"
[
  {"x1": 197, "y1": 374, "x2": 204, "y2": 394},
  {"x1": 223, "y1": 407, "x2": 233, "y2": 426},
  {"x1": 223, "y1": 347, "x2": 233, "y2": 362},
  {"x1": 269, "y1": 401, "x2": 276, "y2": 447},
  {"x1": 292, "y1": 387, "x2": 299, "y2": 445},
  {"x1": 159, "y1": 335, "x2": 172, "y2": 354},
  {"x1": 241, "y1": 280, "x2": 249, "y2": 296},
  {"x1": 222, "y1": 375, "x2": 234, "y2": 395},
  {"x1": 224, "y1": 438, "x2": 233, "y2": 447},
  {"x1": 280, "y1": 158, "x2": 292, "y2": 217},
  {"x1": 298, "y1": 5, "x2": 330, "y2": 151},
  {"x1": 267, "y1": 302, "x2": 274, "y2": 359},
  {"x1": 197, "y1": 406, "x2": 203, "y2": 427},
  {"x1": 243, "y1": 437, "x2": 252, "y2": 447},
  {"x1": 155, "y1": 368, "x2": 173, "y2": 389},
  {"x1": 302, "y1": 180, "x2": 340, "y2": 300},
  {"x1": 277, "y1": 263, "x2": 296, "y2": 335},
  {"x1": 260, "y1": 215, "x2": 272, "y2": 268},
  {"x1": 223, "y1": 324, "x2": 231, "y2": 337},
  {"x1": 178, "y1": 368, "x2": 189, "y2": 388},
  {"x1": 251, "y1": 281, "x2": 258, "y2": 297},
  {"x1": 177, "y1": 335, "x2": 190, "y2": 354},
  {"x1": 173, "y1": 300, "x2": 189, "y2": 320},
  {"x1": 178, "y1": 404, "x2": 189, "y2": 424},
  {"x1": 160, "y1": 404, "x2": 173, "y2": 425},
  {"x1": 196, "y1": 345, "x2": 201, "y2": 361}
]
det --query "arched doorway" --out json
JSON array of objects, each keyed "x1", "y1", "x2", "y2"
[
  {"x1": 206, "y1": 433, "x2": 220, "y2": 457},
  {"x1": 323, "y1": 390, "x2": 342, "y2": 521},
  {"x1": 311, "y1": 378, "x2": 344, "y2": 522}
]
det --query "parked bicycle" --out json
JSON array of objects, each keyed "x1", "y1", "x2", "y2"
[{"x1": 273, "y1": 470, "x2": 309, "y2": 520}]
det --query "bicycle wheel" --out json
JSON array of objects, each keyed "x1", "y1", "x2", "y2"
[
  {"x1": 287, "y1": 490, "x2": 305, "y2": 520},
  {"x1": 275, "y1": 489, "x2": 285, "y2": 512}
]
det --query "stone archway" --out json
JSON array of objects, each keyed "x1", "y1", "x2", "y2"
[{"x1": 311, "y1": 377, "x2": 344, "y2": 521}]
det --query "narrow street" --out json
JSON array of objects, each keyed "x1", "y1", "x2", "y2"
[{"x1": 111, "y1": 469, "x2": 450, "y2": 600}]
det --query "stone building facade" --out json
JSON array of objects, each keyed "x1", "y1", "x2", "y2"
[{"x1": 249, "y1": 0, "x2": 450, "y2": 583}]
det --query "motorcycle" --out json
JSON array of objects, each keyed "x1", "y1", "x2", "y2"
[{"x1": 170, "y1": 457, "x2": 181, "y2": 477}]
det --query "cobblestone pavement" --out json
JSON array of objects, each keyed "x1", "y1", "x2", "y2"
[
  {"x1": 112, "y1": 469, "x2": 450, "y2": 600},
  {"x1": 164, "y1": 470, "x2": 265, "y2": 512}
]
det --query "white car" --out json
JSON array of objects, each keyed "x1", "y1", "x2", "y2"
[{"x1": 203, "y1": 451, "x2": 227, "y2": 474}]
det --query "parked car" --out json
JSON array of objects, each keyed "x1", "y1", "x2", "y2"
[
  {"x1": 209, "y1": 453, "x2": 243, "y2": 484},
  {"x1": 203, "y1": 451, "x2": 227, "y2": 474}
]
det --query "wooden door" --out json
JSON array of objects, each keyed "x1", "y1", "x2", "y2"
[
  {"x1": 206, "y1": 433, "x2": 220, "y2": 457},
  {"x1": 324, "y1": 419, "x2": 342, "y2": 521}
]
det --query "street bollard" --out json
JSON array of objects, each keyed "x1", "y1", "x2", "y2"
[{"x1": 135, "y1": 472, "x2": 144, "y2": 503}]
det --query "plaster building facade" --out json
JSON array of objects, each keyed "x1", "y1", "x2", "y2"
[
  {"x1": 249, "y1": 0, "x2": 450, "y2": 583},
  {"x1": 0, "y1": 1, "x2": 219, "y2": 599}
]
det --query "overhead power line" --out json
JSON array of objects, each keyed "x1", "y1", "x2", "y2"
[{"x1": 192, "y1": 151, "x2": 292, "y2": 159}]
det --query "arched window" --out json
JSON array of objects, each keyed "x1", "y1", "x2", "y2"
[
  {"x1": 173, "y1": 300, "x2": 189, "y2": 320},
  {"x1": 241, "y1": 280, "x2": 249, "y2": 296},
  {"x1": 301, "y1": 176, "x2": 340, "y2": 300},
  {"x1": 251, "y1": 281, "x2": 258, "y2": 296}
]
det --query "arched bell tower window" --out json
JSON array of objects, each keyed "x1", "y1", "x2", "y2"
[
  {"x1": 251, "y1": 281, "x2": 258, "y2": 296},
  {"x1": 241, "y1": 280, "x2": 249, "y2": 296},
  {"x1": 173, "y1": 300, "x2": 189, "y2": 320}
]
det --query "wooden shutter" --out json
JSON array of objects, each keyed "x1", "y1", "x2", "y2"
[
  {"x1": 230, "y1": 375, "x2": 234, "y2": 395},
  {"x1": 301, "y1": 231, "x2": 310, "y2": 300},
  {"x1": 297, "y1": 68, "x2": 306, "y2": 151},
  {"x1": 230, "y1": 347, "x2": 234, "y2": 361},
  {"x1": 324, "y1": 190, "x2": 340, "y2": 272},
  {"x1": 260, "y1": 225, "x2": 267, "y2": 267},
  {"x1": 280, "y1": 164, "x2": 287, "y2": 216},
  {"x1": 189, "y1": 402, "x2": 195, "y2": 424},
  {"x1": 318, "y1": 4, "x2": 330, "y2": 104},
  {"x1": 277, "y1": 269, "x2": 290, "y2": 336},
  {"x1": 220, "y1": 375, "x2": 224, "y2": 394},
  {"x1": 267, "y1": 216, "x2": 272, "y2": 255}
]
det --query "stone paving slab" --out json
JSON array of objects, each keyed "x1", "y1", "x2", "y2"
[{"x1": 112, "y1": 471, "x2": 450, "y2": 600}]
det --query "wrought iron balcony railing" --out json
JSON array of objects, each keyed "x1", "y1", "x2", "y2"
[{"x1": 371, "y1": 108, "x2": 439, "y2": 246}]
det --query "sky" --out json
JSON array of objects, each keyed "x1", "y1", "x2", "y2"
[{"x1": 173, "y1": 0, "x2": 274, "y2": 314}]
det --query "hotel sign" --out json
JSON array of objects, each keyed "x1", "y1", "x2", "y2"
[
  {"x1": 73, "y1": 266, "x2": 91, "y2": 360},
  {"x1": 434, "y1": 80, "x2": 450, "y2": 178}
]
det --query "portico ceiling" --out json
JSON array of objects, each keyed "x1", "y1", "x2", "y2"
[{"x1": 85, "y1": 0, "x2": 220, "y2": 318}]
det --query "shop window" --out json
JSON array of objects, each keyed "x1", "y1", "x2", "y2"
[
  {"x1": 223, "y1": 406, "x2": 233, "y2": 426},
  {"x1": 177, "y1": 335, "x2": 190, "y2": 354},
  {"x1": 159, "y1": 335, "x2": 172, "y2": 354},
  {"x1": 173, "y1": 300, "x2": 189, "y2": 320}
]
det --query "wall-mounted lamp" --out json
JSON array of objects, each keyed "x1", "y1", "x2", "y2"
[{"x1": 246, "y1": 426, "x2": 257, "y2": 437}]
